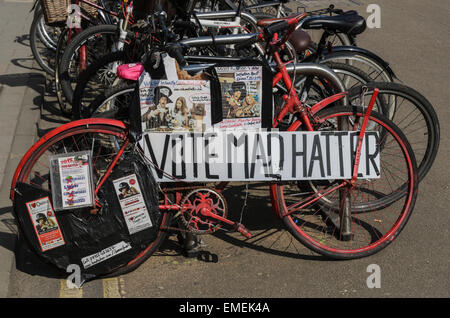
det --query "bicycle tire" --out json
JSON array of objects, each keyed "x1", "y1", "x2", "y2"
[
  {"x1": 318, "y1": 50, "x2": 394, "y2": 83},
  {"x1": 30, "y1": 10, "x2": 55, "y2": 75},
  {"x1": 11, "y1": 120, "x2": 172, "y2": 278},
  {"x1": 323, "y1": 61, "x2": 372, "y2": 91},
  {"x1": 87, "y1": 83, "x2": 136, "y2": 119},
  {"x1": 59, "y1": 24, "x2": 119, "y2": 105},
  {"x1": 55, "y1": 27, "x2": 73, "y2": 117},
  {"x1": 72, "y1": 51, "x2": 131, "y2": 119},
  {"x1": 37, "y1": 13, "x2": 59, "y2": 49},
  {"x1": 272, "y1": 105, "x2": 419, "y2": 259}
]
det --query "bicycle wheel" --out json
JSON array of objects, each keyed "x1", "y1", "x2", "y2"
[
  {"x1": 272, "y1": 106, "x2": 418, "y2": 259},
  {"x1": 348, "y1": 82, "x2": 440, "y2": 182},
  {"x1": 316, "y1": 50, "x2": 394, "y2": 83},
  {"x1": 11, "y1": 120, "x2": 172, "y2": 277},
  {"x1": 37, "y1": 14, "x2": 61, "y2": 49},
  {"x1": 54, "y1": 28, "x2": 73, "y2": 117},
  {"x1": 59, "y1": 24, "x2": 120, "y2": 105},
  {"x1": 88, "y1": 83, "x2": 136, "y2": 120},
  {"x1": 72, "y1": 51, "x2": 132, "y2": 119},
  {"x1": 323, "y1": 62, "x2": 372, "y2": 91},
  {"x1": 30, "y1": 10, "x2": 57, "y2": 75}
]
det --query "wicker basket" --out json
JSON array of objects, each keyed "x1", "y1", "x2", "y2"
[{"x1": 40, "y1": 0, "x2": 98, "y2": 26}]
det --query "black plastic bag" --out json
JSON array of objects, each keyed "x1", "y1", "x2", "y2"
[{"x1": 13, "y1": 151, "x2": 161, "y2": 283}]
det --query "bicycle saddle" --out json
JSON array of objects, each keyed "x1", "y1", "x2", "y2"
[
  {"x1": 257, "y1": 12, "x2": 308, "y2": 27},
  {"x1": 288, "y1": 29, "x2": 311, "y2": 53},
  {"x1": 302, "y1": 11, "x2": 366, "y2": 36}
]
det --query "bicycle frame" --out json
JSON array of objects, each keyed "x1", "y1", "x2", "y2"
[{"x1": 86, "y1": 26, "x2": 378, "y2": 240}]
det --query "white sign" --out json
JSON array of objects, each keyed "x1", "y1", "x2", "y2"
[
  {"x1": 113, "y1": 174, "x2": 153, "y2": 235},
  {"x1": 81, "y1": 241, "x2": 132, "y2": 269},
  {"x1": 139, "y1": 130, "x2": 381, "y2": 182}
]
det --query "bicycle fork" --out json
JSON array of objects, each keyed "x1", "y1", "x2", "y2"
[{"x1": 339, "y1": 88, "x2": 379, "y2": 241}]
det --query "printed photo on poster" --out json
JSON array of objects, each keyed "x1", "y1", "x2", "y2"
[
  {"x1": 26, "y1": 197, "x2": 65, "y2": 252},
  {"x1": 139, "y1": 74, "x2": 212, "y2": 132},
  {"x1": 49, "y1": 151, "x2": 95, "y2": 211},
  {"x1": 113, "y1": 174, "x2": 153, "y2": 235},
  {"x1": 215, "y1": 66, "x2": 263, "y2": 129}
]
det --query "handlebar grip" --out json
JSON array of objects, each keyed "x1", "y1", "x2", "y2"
[
  {"x1": 234, "y1": 35, "x2": 259, "y2": 51},
  {"x1": 264, "y1": 20, "x2": 290, "y2": 37}
]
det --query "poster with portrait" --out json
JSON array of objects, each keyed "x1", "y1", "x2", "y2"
[
  {"x1": 25, "y1": 197, "x2": 65, "y2": 252},
  {"x1": 112, "y1": 174, "x2": 153, "y2": 235},
  {"x1": 139, "y1": 73, "x2": 212, "y2": 132},
  {"x1": 214, "y1": 65, "x2": 263, "y2": 130}
]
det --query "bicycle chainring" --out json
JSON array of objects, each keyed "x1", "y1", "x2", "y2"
[{"x1": 179, "y1": 188, "x2": 227, "y2": 235}]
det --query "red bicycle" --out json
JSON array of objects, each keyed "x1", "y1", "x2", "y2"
[{"x1": 11, "y1": 15, "x2": 418, "y2": 278}]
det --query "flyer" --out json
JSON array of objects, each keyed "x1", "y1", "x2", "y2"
[
  {"x1": 214, "y1": 65, "x2": 263, "y2": 130},
  {"x1": 139, "y1": 75, "x2": 212, "y2": 132},
  {"x1": 59, "y1": 153, "x2": 93, "y2": 209},
  {"x1": 25, "y1": 197, "x2": 65, "y2": 252},
  {"x1": 113, "y1": 174, "x2": 153, "y2": 235},
  {"x1": 49, "y1": 151, "x2": 95, "y2": 211},
  {"x1": 81, "y1": 241, "x2": 132, "y2": 269}
]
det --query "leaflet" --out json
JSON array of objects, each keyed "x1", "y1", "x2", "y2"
[
  {"x1": 49, "y1": 151, "x2": 95, "y2": 211},
  {"x1": 214, "y1": 65, "x2": 263, "y2": 129},
  {"x1": 25, "y1": 197, "x2": 65, "y2": 252},
  {"x1": 113, "y1": 174, "x2": 153, "y2": 235}
]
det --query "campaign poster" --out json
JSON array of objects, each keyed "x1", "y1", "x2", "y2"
[
  {"x1": 139, "y1": 74, "x2": 212, "y2": 132},
  {"x1": 214, "y1": 65, "x2": 263, "y2": 129},
  {"x1": 25, "y1": 197, "x2": 65, "y2": 252},
  {"x1": 141, "y1": 130, "x2": 381, "y2": 182},
  {"x1": 113, "y1": 174, "x2": 153, "y2": 235},
  {"x1": 50, "y1": 151, "x2": 94, "y2": 211}
]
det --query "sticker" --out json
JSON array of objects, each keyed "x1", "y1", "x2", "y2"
[
  {"x1": 81, "y1": 241, "x2": 132, "y2": 269},
  {"x1": 113, "y1": 174, "x2": 153, "y2": 235},
  {"x1": 25, "y1": 197, "x2": 65, "y2": 252}
]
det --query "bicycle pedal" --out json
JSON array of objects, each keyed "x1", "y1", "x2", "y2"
[{"x1": 234, "y1": 223, "x2": 252, "y2": 239}]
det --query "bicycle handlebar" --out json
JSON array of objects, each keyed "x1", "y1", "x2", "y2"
[
  {"x1": 234, "y1": 19, "x2": 292, "y2": 51},
  {"x1": 234, "y1": 34, "x2": 261, "y2": 51}
]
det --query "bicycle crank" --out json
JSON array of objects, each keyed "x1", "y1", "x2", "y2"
[{"x1": 179, "y1": 188, "x2": 252, "y2": 238}]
